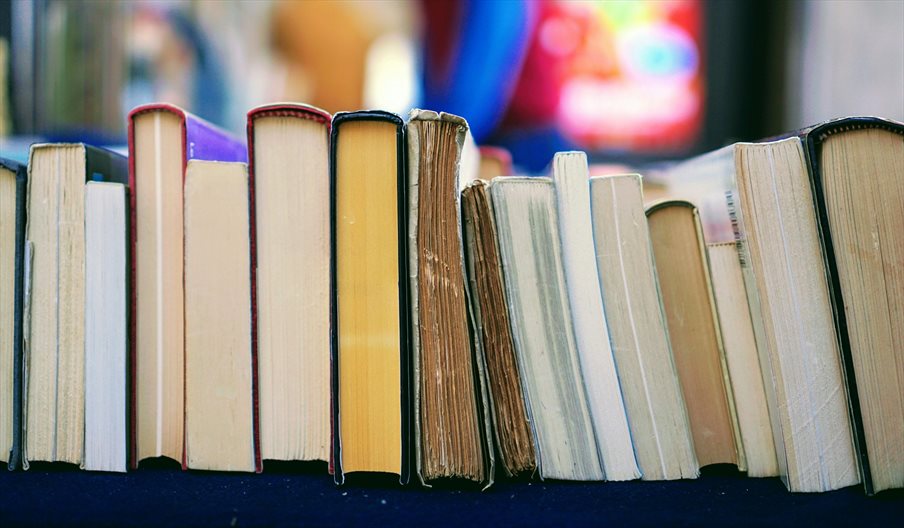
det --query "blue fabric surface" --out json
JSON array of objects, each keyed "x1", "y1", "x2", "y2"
[{"x1": 1, "y1": 463, "x2": 900, "y2": 526}]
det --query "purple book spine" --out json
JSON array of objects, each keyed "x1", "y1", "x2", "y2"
[{"x1": 184, "y1": 114, "x2": 248, "y2": 163}]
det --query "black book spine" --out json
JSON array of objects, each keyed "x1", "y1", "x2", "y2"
[
  {"x1": 84, "y1": 144, "x2": 129, "y2": 185},
  {"x1": 10, "y1": 162, "x2": 27, "y2": 470},
  {"x1": 803, "y1": 117, "x2": 904, "y2": 495},
  {"x1": 329, "y1": 111, "x2": 411, "y2": 485}
]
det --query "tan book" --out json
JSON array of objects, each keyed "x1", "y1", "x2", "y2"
[
  {"x1": 589, "y1": 174, "x2": 698, "y2": 481},
  {"x1": 646, "y1": 201, "x2": 742, "y2": 470},
  {"x1": 806, "y1": 119, "x2": 904, "y2": 493},
  {"x1": 733, "y1": 137, "x2": 858, "y2": 492},
  {"x1": 23, "y1": 143, "x2": 127, "y2": 468},
  {"x1": 707, "y1": 242, "x2": 778, "y2": 478},
  {"x1": 183, "y1": 160, "x2": 256, "y2": 472}
]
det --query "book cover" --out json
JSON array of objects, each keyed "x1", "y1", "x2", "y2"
[
  {"x1": 126, "y1": 104, "x2": 251, "y2": 471},
  {"x1": 0, "y1": 157, "x2": 26, "y2": 470}
]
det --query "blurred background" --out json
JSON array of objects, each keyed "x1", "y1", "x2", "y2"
[{"x1": 0, "y1": 0, "x2": 902, "y2": 171}]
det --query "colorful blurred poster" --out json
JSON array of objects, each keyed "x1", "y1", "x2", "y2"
[{"x1": 550, "y1": 0, "x2": 704, "y2": 152}]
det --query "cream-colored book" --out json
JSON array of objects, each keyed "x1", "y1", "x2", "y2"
[
  {"x1": 183, "y1": 160, "x2": 255, "y2": 472},
  {"x1": 588, "y1": 174, "x2": 698, "y2": 481}
]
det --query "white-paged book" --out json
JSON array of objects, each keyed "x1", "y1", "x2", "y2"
[
  {"x1": 551, "y1": 152, "x2": 639, "y2": 481},
  {"x1": 84, "y1": 181, "x2": 128, "y2": 473}
]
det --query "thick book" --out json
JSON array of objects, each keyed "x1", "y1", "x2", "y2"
[
  {"x1": 0, "y1": 157, "x2": 26, "y2": 470},
  {"x1": 329, "y1": 111, "x2": 411, "y2": 485},
  {"x1": 551, "y1": 152, "x2": 639, "y2": 481},
  {"x1": 661, "y1": 137, "x2": 857, "y2": 492},
  {"x1": 23, "y1": 143, "x2": 128, "y2": 469},
  {"x1": 83, "y1": 181, "x2": 128, "y2": 472},
  {"x1": 803, "y1": 117, "x2": 904, "y2": 494},
  {"x1": 127, "y1": 103, "x2": 249, "y2": 470},
  {"x1": 588, "y1": 174, "x2": 698, "y2": 481},
  {"x1": 645, "y1": 201, "x2": 743, "y2": 470},
  {"x1": 490, "y1": 176, "x2": 603, "y2": 481},
  {"x1": 247, "y1": 103, "x2": 332, "y2": 464},
  {"x1": 460, "y1": 180, "x2": 536, "y2": 477},
  {"x1": 183, "y1": 160, "x2": 258, "y2": 473},
  {"x1": 407, "y1": 110, "x2": 494, "y2": 487}
]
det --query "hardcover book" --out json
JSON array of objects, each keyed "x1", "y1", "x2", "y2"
[
  {"x1": 247, "y1": 103, "x2": 332, "y2": 465},
  {"x1": 646, "y1": 201, "x2": 743, "y2": 470},
  {"x1": 24, "y1": 143, "x2": 128, "y2": 468},
  {"x1": 0, "y1": 158, "x2": 26, "y2": 470},
  {"x1": 329, "y1": 111, "x2": 411, "y2": 484},
  {"x1": 127, "y1": 103, "x2": 249, "y2": 469},
  {"x1": 803, "y1": 117, "x2": 904, "y2": 494}
]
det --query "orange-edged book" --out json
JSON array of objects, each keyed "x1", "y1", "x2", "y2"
[{"x1": 329, "y1": 111, "x2": 411, "y2": 484}]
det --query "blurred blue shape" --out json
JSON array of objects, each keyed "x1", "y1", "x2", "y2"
[{"x1": 421, "y1": 0, "x2": 537, "y2": 142}]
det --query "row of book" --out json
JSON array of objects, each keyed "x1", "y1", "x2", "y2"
[{"x1": 0, "y1": 105, "x2": 901, "y2": 495}]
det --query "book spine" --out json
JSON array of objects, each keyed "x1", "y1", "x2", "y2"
[
  {"x1": 245, "y1": 111, "x2": 261, "y2": 474},
  {"x1": 9, "y1": 168, "x2": 27, "y2": 470}
]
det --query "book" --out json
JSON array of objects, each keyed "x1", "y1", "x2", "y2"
[
  {"x1": 731, "y1": 137, "x2": 858, "y2": 492},
  {"x1": 646, "y1": 201, "x2": 743, "y2": 470},
  {"x1": 706, "y1": 242, "x2": 778, "y2": 478},
  {"x1": 550, "y1": 152, "x2": 639, "y2": 481},
  {"x1": 0, "y1": 158, "x2": 26, "y2": 470},
  {"x1": 406, "y1": 110, "x2": 493, "y2": 486},
  {"x1": 653, "y1": 117, "x2": 901, "y2": 493},
  {"x1": 83, "y1": 181, "x2": 128, "y2": 473},
  {"x1": 183, "y1": 160, "x2": 257, "y2": 473},
  {"x1": 247, "y1": 103, "x2": 332, "y2": 464},
  {"x1": 804, "y1": 118, "x2": 904, "y2": 494},
  {"x1": 127, "y1": 103, "x2": 247, "y2": 468},
  {"x1": 23, "y1": 143, "x2": 127, "y2": 468},
  {"x1": 330, "y1": 111, "x2": 410, "y2": 484},
  {"x1": 460, "y1": 179, "x2": 536, "y2": 477},
  {"x1": 588, "y1": 174, "x2": 698, "y2": 481},
  {"x1": 490, "y1": 176, "x2": 603, "y2": 481}
]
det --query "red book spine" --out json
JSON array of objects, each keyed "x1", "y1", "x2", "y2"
[{"x1": 246, "y1": 104, "x2": 331, "y2": 474}]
